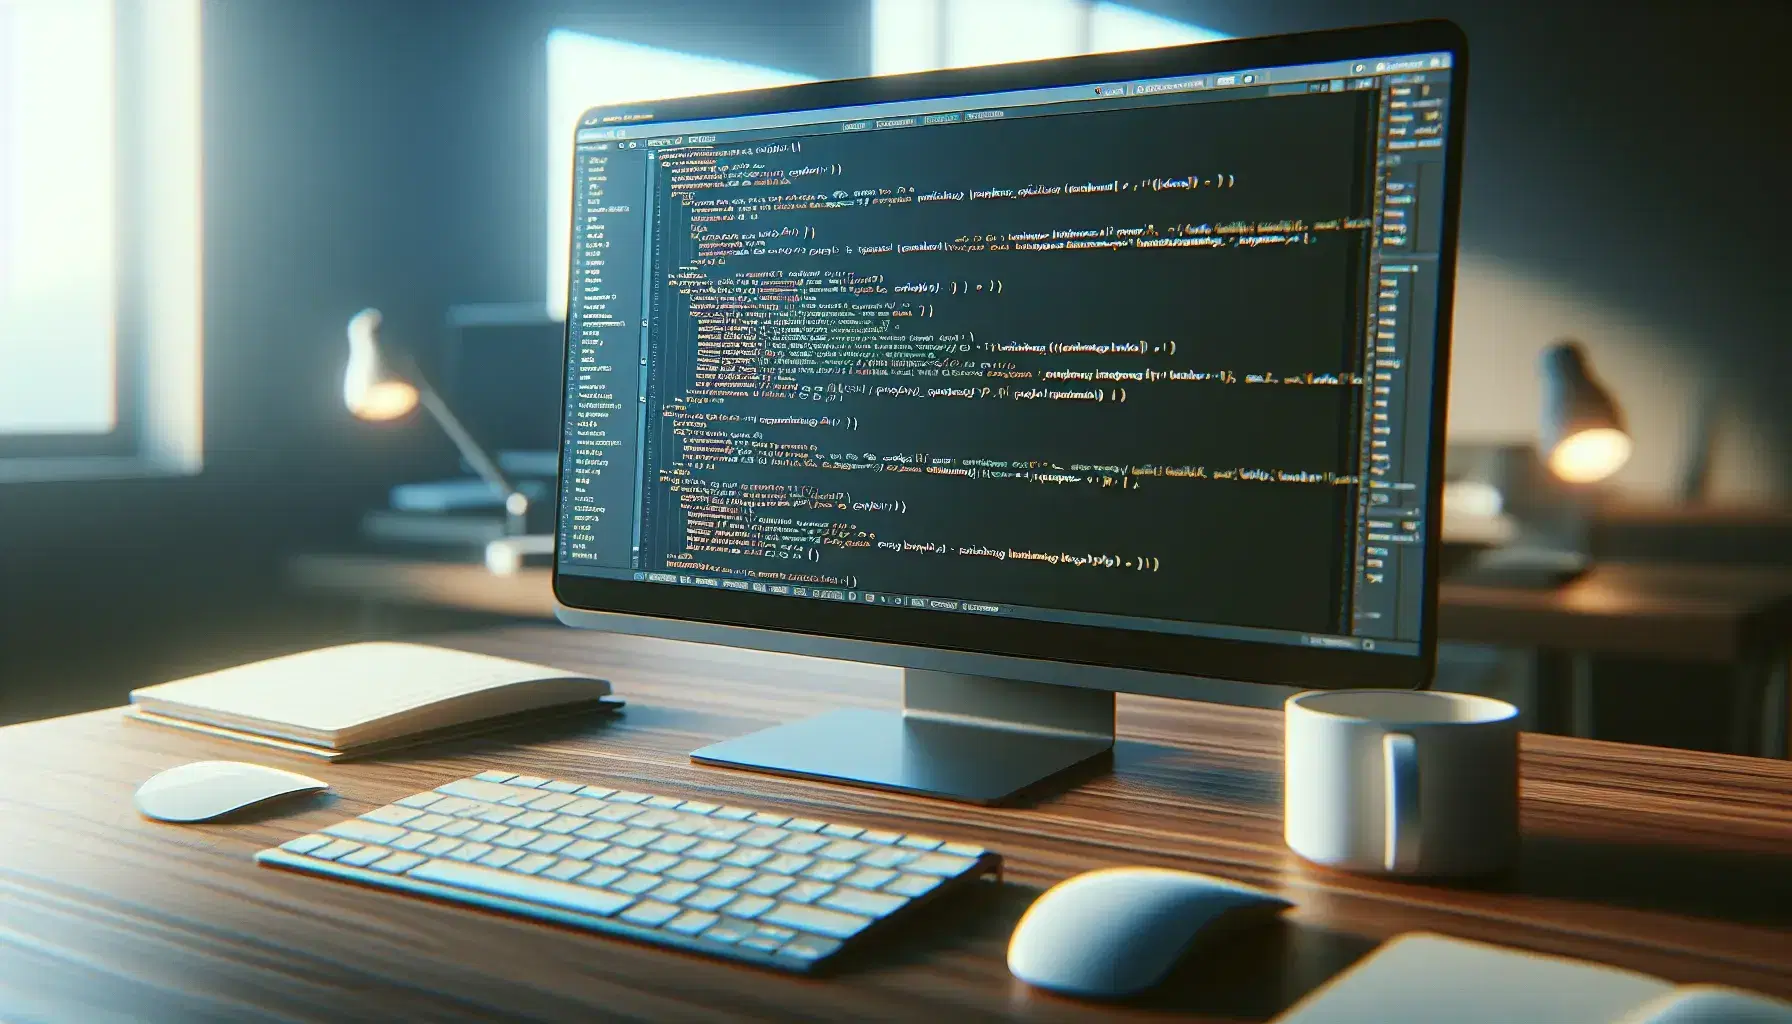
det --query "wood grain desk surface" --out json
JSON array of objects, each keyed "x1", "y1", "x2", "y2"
[
  {"x1": 291, "y1": 553, "x2": 1792, "y2": 662},
  {"x1": 5, "y1": 625, "x2": 1789, "y2": 1022}
]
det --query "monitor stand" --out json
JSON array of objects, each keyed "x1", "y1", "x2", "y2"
[{"x1": 690, "y1": 670, "x2": 1114, "y2": 805}]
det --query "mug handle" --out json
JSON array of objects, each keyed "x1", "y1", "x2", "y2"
[{"x1": 1383, "y1": 732, "x2": 1421, "y2": 872}]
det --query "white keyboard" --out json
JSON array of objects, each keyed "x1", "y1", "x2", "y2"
[{"x1": 256, "y1": 770, "x2": 1001, "y2": 972}]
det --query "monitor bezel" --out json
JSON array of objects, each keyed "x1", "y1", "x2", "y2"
[{"x1": 553, "y1": 19, "x2": 1468, "y2": 693}]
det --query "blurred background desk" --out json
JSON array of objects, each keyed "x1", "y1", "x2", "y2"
[{"x1": 288, "y1": 554, "x2": 1792, "y2": 759}]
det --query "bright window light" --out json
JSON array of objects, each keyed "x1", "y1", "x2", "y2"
[
  {"x1": 1089, "y1": 1, "x2": 1229, "y2": 52},
  {"x1": 0, "y1": 0, "x2": 118, "y2": 434},
  {"x1": 545, "y1": 31, "x2": 811, "y2": 319},
  {"x1": 872, "y1": 0, "x2": 1226, "y2": 75}
]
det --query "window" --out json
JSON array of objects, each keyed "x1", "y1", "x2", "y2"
[
  {"x1": 0, "y1": 0, "x2": 202, "y2": 480},
  {"x1": 871, "y1": 0, "x2": 1225, "y2": 76},
  {"x1": 544, "y1": 30, "x2": 811, "y2": 320}
]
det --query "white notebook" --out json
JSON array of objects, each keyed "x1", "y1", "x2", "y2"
[
  {"x1": 129, "y1": 642, "x2": 618, "y2": 757},
  {"x1": 1273, "y1": 933, "x2": 1792, "y2": 1024}
]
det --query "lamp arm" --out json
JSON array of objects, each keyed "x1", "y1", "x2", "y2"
[{"x1": 416, "y1": 382, "x2": 516, "y2": 500}]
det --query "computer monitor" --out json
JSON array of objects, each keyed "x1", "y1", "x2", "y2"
[{"x1": 554, "y1": 20, "x2": 1467, "y2": 803}]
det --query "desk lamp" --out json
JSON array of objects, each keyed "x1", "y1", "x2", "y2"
[
  {"x1": 343, "y1": 308, "x2": 530, "y2": 536},
  {"x1": 1459, "y1": 340, "x2": 1630, "y2": 587}
]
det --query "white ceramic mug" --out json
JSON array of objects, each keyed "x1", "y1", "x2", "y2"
[{"x1": 1284, "y1": 689, "x2": 1519, "y2": 877}]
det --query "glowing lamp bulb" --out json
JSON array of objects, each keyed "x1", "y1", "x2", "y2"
[{"x1": 1548, "y1": 427, "x2": 1632, "y2": 484}]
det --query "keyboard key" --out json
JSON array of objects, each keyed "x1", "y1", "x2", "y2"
[
  {"x1": 436, "y1": 779, "x2": 517, "y2": 802},
  {"x1": 782, "y1": 881, "x2": 833, "y2": 904},
  {"x1": 478, "y1": 849, "x2": 525, "y2": 868},
  {"x1": 761, "y1": 901, "x2": 872, "y2": 940},
  {"x1": 762, "y1": 854, "x2": 813, "y2": 876},
  {"x1": 744, "y1": 874, "x2": 795, "y2": 897},
  {"x1": 620, "y1": 900, "x2": 680, "y2": 932},
  {"x1": 753, "y1": 923, "x2": 797, "y2": 943},
  {"x1": 820, "y1": 887, "x2": 906, "y2": 918},
  {"x1": 524, "y1": 793, "x2": 577, "y2": 811},
  {"x1": 561, "y1": 840, "x2": 608, "y2": 860},
  {"x1": 560, "y1": 798, "x2": 608, "y2": 817},
  {"x1": 326, "y1": 819, "x2": 407, "y2": 845},
  {"x1": 685, "y1": 887, "x2": 738, "y2": 911},
  {"x1": 707, "y1": 866, "x2": 755, "y2": 888},
  {"x1": 525, "y1": 834, "x2": 574, "y2": 855},
  {"x1": 860, "y1": 830, "x2": 903, "y2": 845},
  {"x1": 778, "y1": 936, "x2": 842, "y2": 962},
  {"x1": 699, "y1": 821, "x2": 753, "y2": 841},
  {"x1": 445, "y1": 842, "x2": 492, "y2": 862},
  {"x1": 574, "y1": 821, "x2": 626, "y2": 842},
  {"x1": 845, "y1": 867, "x2": 898, "y2": 890},
  {"x1": 739, "y1": 827, "x2": 788, "y2": 848},
  {"x1": 608, "y1": 791, "x2": 651, "y2": 804},
  {"x1": 702, "y1": 920, "x2": 752, "y2": 944},
  {"x1": 612, "y1": 873, "x2": 663, "y2": 896},
  {"x1": 410, "y1": 859, "x2": 634, "y2": 917},
  {"x1": 542, "y1": 859, "x2": 590, "y2": 882},
  {"x1": 802, "y1": 860, "x2": 856, "y2": 883},
  {"x1": 540, "y1": 815, "x2": 588, "y2": 835},
  {"x1": 593, "y1": 804, "x2": 646, "y2": 823},
  {"x1": 477, "y1": 806, "x2": 522, "y2": 824},
  {"x1": 749, "y1": 812, "x2": 789, "y2": 826},
  {"x1": 776, "y1": 835, "x2": 829, "y2": 856},
  {"x1": 471, "y1": 771, "x2": 516, "y2": 783},
  {"x1": 686, "y1": 840, "x2": 734, "y2": 861},
  {"x1": 407, "y1": 814, "x2": 453, "y2": 832},
  {"x1": 632, "y1": 852, "x2": 680, "y2": 875},
  {"x1": 666, "y1": 860, "x2": 718, "y2": 883},
  {"x1": 595, "y1": 847, "x2": 643, "y2": 867},
  {"x1": 339, "y1": 846, "x2": 389, "y2": 867},
  {"x1": 648, "y1": 834, "x2": 698, "y2": 855},
  {"x1": 279, "y1": 834, "x2": 332, "y2": 855},
  {"x1": 644, "y1": 796, "x2": 684, "y2": 809},
  {"x1": 509, "y1": 776, "x2": 549, "y2": 788},
  {"x1": 508, "y1": 811, "x2": 553, "y2": 830},
  {"x1": 711, "y1": 806, "x2": 755, "y2": 820},
  {"x1": 907, "y1": 853, "x2": 976, "y2": 876},
  {"x1": 740, "y1": 936, "x2": 782, "y2": 953},
  {"x1": 723, "y1": 895, "x2": 774, "y2": 920},
  {"x1": 465, "y1": 823, "x2": 508, "y2": 843},
  {"x1": 418, "y1": 837, "x2": 463, "y2": 857},
  {"x1": 897, "y1": 835, "x2": 942, "y2": 851},
  {"x1": 498, "y1": 788, "x2": 540, "y2": 806},
  {"x1": 311, "y1": 839, "x2": 362, "y2": 861},
  {"x1": 429, "y1": 799, "x2": 477, "y2": 818},
  {"x1": 784, "y1": 818, "x2": 826, "y2": 833},
  {"x1": 662, "y1": 814, "x2": 708, "y2": 836},
  {"x1": 723, "y1": 848, "x2": 774, "y2": 869},
  {"x1": 540, "y1": 780, "x2": 583, "y2": 794},
  {"x1": 884, "y1": 873, "x2": 941, "y2": 898},
  {"x1": 491, "y1": 829, "x2": 542, "y2": 849},
  {"x1": 436, "y1": 818, "x2": 479, "y2": 838},
  {"x1": 628, "y1": 810, "x2": 680, "y2": 831},
  {"x1": 679, "y1": 801, "x2": 720, "y2": 815},
  {"x1": 391, "y1": 832, "x2": 433, "y2": 851},
  {"x1": 508, "y1": 854, "x2": 558, "y2": 875},
  {"x1": 940, "y1": 842, "x2": 986, "y2": 858},
  {"x1": 370, "y1": 852, "x2": 427, "y2": 874},
  {"x1": 667, "y1": 911, "x2": 719, "y2": 936},
  {"x1": 395, "y1": 792, "x2": 443, "y2": 810},
  {"x1": 820, "y1": 824, "x2": 863, "y2": 839},
  {"x1": 575, "y1": 866, "x2": 627, "y2": 889},
  {"x1": 648, "y1": 881, "x2": 698, "y2": 903},
  {"x1": 575, "y1": 785, "x2": 616, "y2": 799},
  {"x1": 819, "y1": 840, "x2": 870, "y2": 861}
]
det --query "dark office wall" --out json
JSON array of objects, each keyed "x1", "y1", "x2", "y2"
[{"x1": 0, "y1": 0, "x2": 868, "y2": 721}]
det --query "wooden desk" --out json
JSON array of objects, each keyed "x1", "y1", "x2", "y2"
[
  {"x1": 3, "y1": 625, "x2": 1788, "y2": 1021},
  {"x1": 289, "y1": 554, "x2": 1792, "y2": 756}
]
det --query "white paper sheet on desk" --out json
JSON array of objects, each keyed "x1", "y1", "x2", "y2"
[{"x1": 129, "y1": 642, "x2": 612, "y2": 750}]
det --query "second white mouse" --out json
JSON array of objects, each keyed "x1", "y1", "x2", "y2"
[
  {"x1": 1007, "y1": 866, "x2": 1290, "y2": 999},
  {"x1": 134, "y1": 760, "x2": 328, "y2": 823}
]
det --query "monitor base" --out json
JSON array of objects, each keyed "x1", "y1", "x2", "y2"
[{"x1": 690, "y1": 670, "x2": 1115, "y2": 805}]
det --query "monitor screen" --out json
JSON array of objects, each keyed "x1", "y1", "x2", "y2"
[{"x1": 555, "y1": 35, "x2": 1459, "y2": 680}]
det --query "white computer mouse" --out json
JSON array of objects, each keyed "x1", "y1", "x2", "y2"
[
  {"x1": 1007, "y1": 866, "x2": 1290, "y2": 999},
  {"x1": 1618, "y1": 985, "x2": 1792, "y2": 1024},
  {"x1": 134, "y1": 760, "x2": 328, "y2": 823}
]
